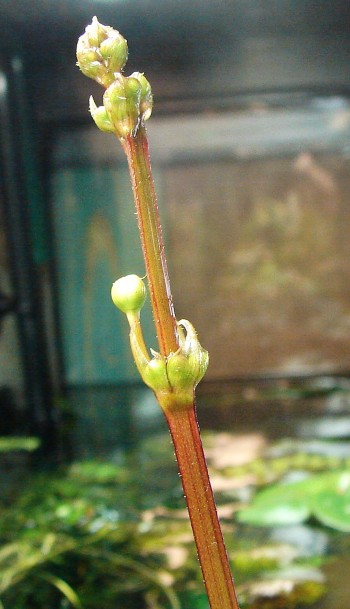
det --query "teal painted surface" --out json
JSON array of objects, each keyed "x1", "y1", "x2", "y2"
[
  {"x1": 12, "y1": 55, "x2": 50, "y2": 265},
  {"x1": 52, "y1": 164, "x2": 155, "y2": 384}
]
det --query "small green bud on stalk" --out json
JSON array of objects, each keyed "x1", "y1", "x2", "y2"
[
  {"x1": 113, "y1": 282, "x2": 209, "y2": 408},
  {"x1": 111, "y1": 276, "x2": 208, "y2": 404},
  {"x1": 111, "y1": 274, "x2": 146, "y2": 314}
]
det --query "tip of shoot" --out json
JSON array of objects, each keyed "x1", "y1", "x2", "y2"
[{"x1": 77, "y1": 18, "x2": 153, "y2": 138}]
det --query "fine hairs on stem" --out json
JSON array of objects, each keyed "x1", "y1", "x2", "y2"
[{"x1": 76, "y1": 17, "x2": 240, "y2": 609}]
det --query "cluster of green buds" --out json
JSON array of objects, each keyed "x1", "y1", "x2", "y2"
[
  {"x1": 111, "y1": 275, "x2": 209, "y2": 411},
  {"x1": 76, "y1": 17, "x2": 153, "y2": 139}
]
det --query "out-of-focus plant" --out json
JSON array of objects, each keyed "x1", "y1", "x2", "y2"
[
  {"x1": 0, "y1": 436, "x2": 40, "y2": 453},
  {"x1": 238, "y1": 469, "x2": 350, "y2": 531},
  {"x1": 0, "y1": 442, "x2": 330, "y2": 609},
  {"x1": 0, "y1": 460, "x2": 181, "y2": 609}
]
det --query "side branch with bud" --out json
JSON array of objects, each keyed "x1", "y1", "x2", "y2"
[
  {"x1": 111, "y1": 275, "x2": 208, "y2": 412},
  {"x1": 76, "y1": 17, "x2": 240, "y2": 609}
]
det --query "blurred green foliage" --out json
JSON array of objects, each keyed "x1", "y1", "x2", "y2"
[
  {"x1": 238, "y1": 470, "x2": 350, "y2": 531},
  {"x1": 2, "y1": 430, "x2": 349, "y2": 608}
]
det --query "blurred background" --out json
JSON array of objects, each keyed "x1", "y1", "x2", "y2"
[
  {"x1": 1, "y1": 2, "x2": 350, "y2": 607},
  {"x1": 1, "y1": 0, "x2": 350, "y2": 448}
]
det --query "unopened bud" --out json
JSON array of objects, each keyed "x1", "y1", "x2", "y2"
[
  {"x1": 124, "y1": 313, "x2": 208, "y2": 409},
  {"x1": 131, "y1": 72, "x2": 153, "y2": 121},
  {"x1": 103, "y1": 75, "x2": 142, "y2": 138},
  {"x1": 76, "y1": 17, "x2": 128, "y2": 88},
  {"x1": 142, "y1": 356, "x2": 170, "y2": 393},
  {"x1": 100, "y1": 33, "x2": 128, "y2": 74},
  {"x1": 84, "y1": 16, "x2": 108, "y2": 48},
  {"x1": 187, "y1": 344, "x2": 209, "y2": 386},
  {"x1": 166, "y1": 321, "x2": 209, "y2": 391},
  {"x1": 76, "y1": 48, "x2": 111, "y2": 85},
  {"x1": 111, "y1": 275, "x2": 146, "y2": 314},
  {"x1": 166, "y1": 351, "x2": 194, "y2": 391},
  {"x1": 89, "y1": 96, "x2": 115, "y2": 132}
]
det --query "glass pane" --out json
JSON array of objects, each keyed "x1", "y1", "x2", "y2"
[
  {"x1": 153, "y1": 96, "x2": 350, "y2": 378},
  {"x1": 52, "y1": 95, "x2": 350, "y2": 380}
]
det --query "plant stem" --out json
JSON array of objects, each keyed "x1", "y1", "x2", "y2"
[
  {"x1": 77, "y1": 19, "x2": 240, "y2": 609},
  {"x1": 122, "y1": 124, "x2": 240, "y2": 609},
  {"x1": 122, "y1": 126, "x2": 179, "y2": 357},
  {"x1": 166, "y1": 404, "x2": 240, "y2": 609}
]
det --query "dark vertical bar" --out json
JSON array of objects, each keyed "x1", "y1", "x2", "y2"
[{"x1": 0, "y1": 58, "x2": 56, "y2": 456}]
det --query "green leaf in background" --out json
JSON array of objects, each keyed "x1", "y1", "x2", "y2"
[
  {"x1": 312, "y1": 471, "x2": 350, "y2": 532},
  {"x1": 237, "y1": 482, "x2": 311, "y2": 527},
  {"x1": 0, "y1": 437, "x2": 40, "y2": 453},
  {"x1": 237, "y1": 470, "x2": 350, "y2": 531},
  {"x1": 68, "y1": 460, "x2": 125, "y2": 483}
]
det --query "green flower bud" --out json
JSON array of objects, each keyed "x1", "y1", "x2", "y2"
[
  {"x1": 111, "y1": 274, "x2": 146, "y2": 314},
  {"x1": 129, "y1": 332, "x2": 170, "y2": 394},
  {"x1": 166, "y1": 351, "x2": 195, "y2": 390},
  {"x1": 76, "y1": 17, "x2": 128, "y2": 88},
  {"x1": 130, "y1": 72, "x2": 153, "y2": 121},
  {"x1": 89, "y1": 96, "x2": 115, "y2": 132},
  {"x1": 100, "y1": 33, "x2": 128, "y2": 74},
  {"x1": 103, "y1": 75, "x2": 142, "y2": 138},
  {"x1": 83, "y1": 16, "x2": 109, "y2": 48},
  {"x1": 76, "y1": 48, "x2": 100, "y2": 71},
  {"x1": 187, "y1": 343, "x2": 209, "y2": 386},
  {"x1": 77, "y1": 20, "x2": 154, "y2": 137},
  {"x1": 76, "y1": 48, "x2": 111, "y2": 86},
  {"x1": 112, "y1": 289, "x2": 207, "y2": 408},
  {"x1": 166, "y1": 320, "x2": 209, "y2": 391},
  {"x1": 142, "y1": 356, "x2": 170, "y2": 393}
]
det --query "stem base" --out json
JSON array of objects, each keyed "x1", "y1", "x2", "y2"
[{"x1": 165, "y1": 404, "x2": 240, "y2": 609}]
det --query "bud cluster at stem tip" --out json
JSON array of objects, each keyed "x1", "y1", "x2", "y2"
[
  {"x1": 77, "y1": 17, "x2": 153, "y2": 139},
  {"x1": 76, "y1": 16, "x2": 128, "y2": 87}
]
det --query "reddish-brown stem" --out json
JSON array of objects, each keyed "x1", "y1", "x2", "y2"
[
  {"x1": 122, "y1": 123, "x2": 239, "y2": 609},
  {"x1": 78, "y1": 18, "x2": 239, "y2": 609},
  {"x1": 165, "y1": 403, "x2": 240, "y2": 609},
  {"x1": 122, "y1": 126, "x2": 179, "y2": 357}
]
